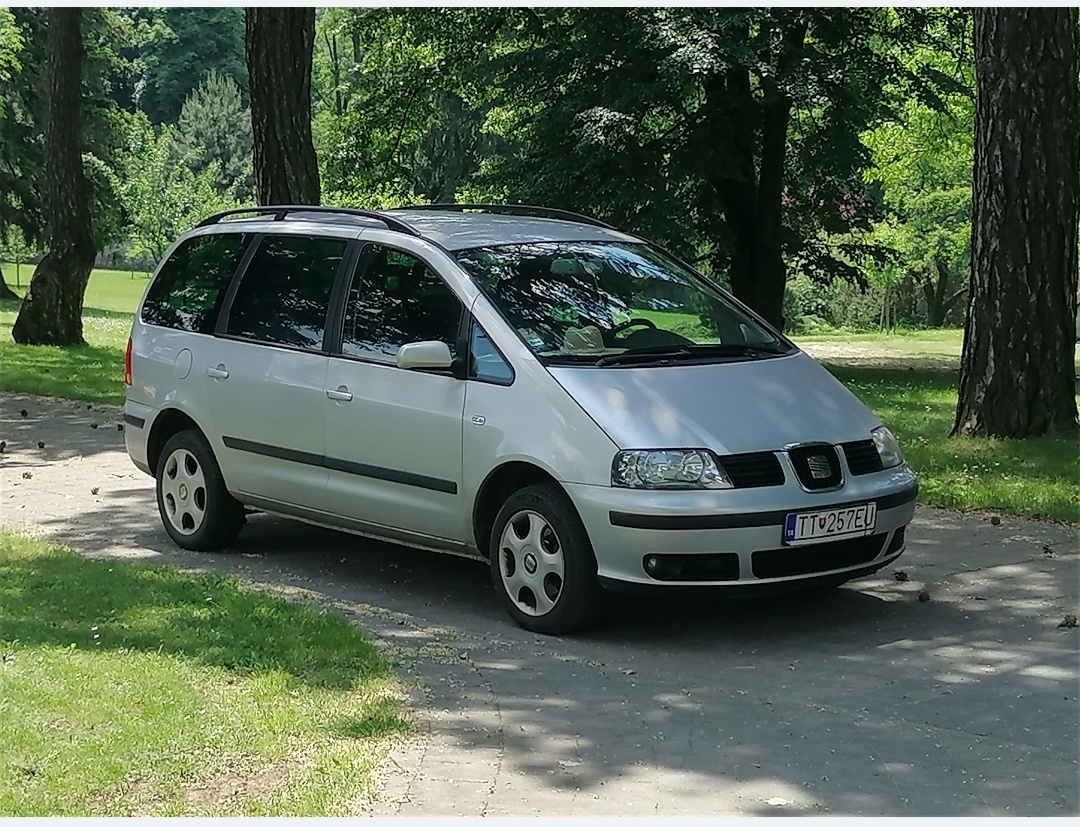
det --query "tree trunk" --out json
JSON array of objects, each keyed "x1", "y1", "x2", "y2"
[
  {"x1": 707, "y1": 20, "x2": 805, "y2": 332},
  {"x1": 11, "y1": 9, "x2": 96, "y2": 346},
  {"x1": 0, "y1": 276, "x2": 18, "y2": 299},
  {"x1": 245, "y1": 8, "x2": 321, "y2": 205},
  {"x1": 953, "y1": 9, "x2": 1079, "y2": 438}
]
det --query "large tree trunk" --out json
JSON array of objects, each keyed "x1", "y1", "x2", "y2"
[
  {"x1": 245, "y1": 8, "x2": 321, "y2": 205},
  {"x1": 707, "y1": 20, "x2": 805, "y2": 333},
  {"x1": 11, "y1": 9, "x2": 96, "y2": 346},
  {"x1": 953, "y1": 9, "x2": 1079, "y2": 438}
]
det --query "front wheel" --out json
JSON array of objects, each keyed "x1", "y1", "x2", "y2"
[
  {"x1": 156, "y1": 429, "x2": 244, "y2": 551},
  {"x1": 489, "y1": 483, "x2": 603, "y2": 634}
]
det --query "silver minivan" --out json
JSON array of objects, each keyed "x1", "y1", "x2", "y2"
[{"x1": 124, "y1": 205, "x2": 918, "y2": 634}]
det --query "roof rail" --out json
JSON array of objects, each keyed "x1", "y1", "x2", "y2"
[
  {"x1": 196, "y1": 205, "x2": 420, "y2": 236},
  {"x1": 390, "y1": 203, "x2": 615, "y2": 230}
]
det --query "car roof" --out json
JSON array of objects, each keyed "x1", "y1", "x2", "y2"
[
  {"x1": 194, "y1": 206, "x2": 641, "y2": 252},
  {"x1": 382, "y1": 210, "x2": 640, "y2": 251}
]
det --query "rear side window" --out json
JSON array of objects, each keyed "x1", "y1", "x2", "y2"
[
  {"x1": 225, "y1": 234, "x2": 347, "y2": 351},
  {"x1": 141, "y1": 233, "x2": 251, "y2": 333}
]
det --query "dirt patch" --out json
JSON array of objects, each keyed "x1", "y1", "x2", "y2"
[
  {"x1": 184, "y1": 760, "x2": 299, "y2": 812},
  {"x1": 798, "y1": 342, "x2": 960, "y2": 372}
]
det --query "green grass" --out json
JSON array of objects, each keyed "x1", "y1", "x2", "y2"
[
  {"x1": 830, "y1": 366, "x2": 1079, "y2": 524},
  {"x1": 0, "y1": 532, "x2": 409, "y2": 816},
  {"x1": 0, "y1": 267, "x2": 145, "y2": 405}
]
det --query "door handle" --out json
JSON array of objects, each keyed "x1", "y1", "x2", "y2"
[
  {"x1": 207, "y1": 365, "x2": 229, "y2": 379},
  {"x1": 326, "y1": 386, "x2": 353, "y2": 402}
]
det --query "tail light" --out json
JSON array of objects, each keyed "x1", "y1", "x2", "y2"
[{"x1": 124, "y1": 337, "x2": 133, "y2": 386}]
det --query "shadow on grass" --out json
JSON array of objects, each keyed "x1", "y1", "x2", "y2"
[{"x1": 0, "y1": 535, "x2": 392, "y2": 693}]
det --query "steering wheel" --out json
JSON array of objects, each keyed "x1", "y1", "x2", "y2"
[{"x1": 610, "y1": 318, "x2": 657, "y2": 338}]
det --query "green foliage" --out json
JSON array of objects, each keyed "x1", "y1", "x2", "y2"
[
  {"x1": 131, "y1": 8, "x2": 246, "y2": 125},
  {"x1": 173, "y1": 71, "x2": 254, "y2": 202},
  {"x1": 857, "y1": 35, "x2": 974, "y2": 328},
  {"x1": 0, "y1": 226, "x2": 40, "y2": 287},
  {"x1": 0, "y1": 8, "x2": 44, "y2": 240},
  {"x1": 312, "y1": 8, "x2": 507, "y2": 207},
  {"x1": 0, "y1": 8, "x2": 22, "y2": 92},
  {"x1": 113, "y1": 116, "x2": 238, "y2": 268}
]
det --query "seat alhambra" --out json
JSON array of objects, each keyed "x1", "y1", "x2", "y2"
[{"x1": 123, "y1": 204, "x2": 918, "y2": 634}]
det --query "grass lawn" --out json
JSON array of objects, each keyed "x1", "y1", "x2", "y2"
[
  {"x1": 0, "y1": 532, "x2": 408, "y2": 816},
  {"x1": 0, "y1": 267, "x2": 145, "y2": 406},
  {"x1": 0, "y1": 269, "x2": 1076, "y2": 522},
  {"x1": 828, "y1": 366, "x2": 1078, "y2": 524}
]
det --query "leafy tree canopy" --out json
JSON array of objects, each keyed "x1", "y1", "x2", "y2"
[
  {"x1": 173, "y1": 70, "x2": 254, "y2": 203},
  {"x1": 132, "y1": 7, "x2": 246, "y2": 124}
]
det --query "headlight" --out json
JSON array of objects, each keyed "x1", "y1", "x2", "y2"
[
  {"x1": 612, "y1": 449, "x2": 734, "y2": 489},
  {"x1": 871, "y1": 425, "x2": 905, "y2": 469}
]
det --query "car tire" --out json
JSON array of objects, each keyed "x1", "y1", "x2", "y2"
[
  {"x1": 489, "y1": 483, "x2": 603, "y2": 635},
  {"x1": 156, "y1": 429, "x2": 244, "y2": 551}
]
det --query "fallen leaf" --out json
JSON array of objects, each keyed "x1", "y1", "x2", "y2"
[
  {"x1": 21, "y1": 471, "x2": 31, "y2": 480},
  {"x1": 1059, "y1": 614, "x2": 1077, "y2": 629},
  {"x1": 37, "y1": 441, "x2": 44, "y2": 449},
  {"x1": 91, "y1": 487, "x2": 100, "y2": 495},
  {"x1": 918, "y1": 590, "x2": 931, "y2": 603},
  {"x1": 990, "y1": 516, "x2": 1001, "y2": 526},
  {"x1": 893, "y1": 570, "x2": 909, "y2": 582}
]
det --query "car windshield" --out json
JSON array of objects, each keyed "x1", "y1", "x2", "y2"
[{"x1": 456, "y1": 241, "x2": 792, "y2": 366}]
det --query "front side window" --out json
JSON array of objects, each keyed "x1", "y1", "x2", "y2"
[
  {"x1": 141, "y1": 233, "x2": 251, "y2": 333},
  {"x1": 469, "y1": 320, "x2": 514, "y2": 384},
  {"x1": 225, "y1": 234, "x2": 347, "y2": 351},
  {"x1": 456, "y1": 242, "x2": 792, "y2": 367},
  {"x1": 340, "y1": 245, "x2": 462, "y2": 362}
]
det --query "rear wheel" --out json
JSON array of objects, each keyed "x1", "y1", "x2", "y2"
[
  {"x1": 489, "y1": 483, "x2": 602, "y2": 634},
  {"x1": 156, "y1": 429, "x2": 244, "y2": 551}
]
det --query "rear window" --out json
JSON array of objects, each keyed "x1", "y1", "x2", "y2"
[
  {"x1": 224, "y1": 234, "x2": 347, "y2": 351},
  {"x1": 142, "y1": 233, "x2": 251, "y2": 333}
]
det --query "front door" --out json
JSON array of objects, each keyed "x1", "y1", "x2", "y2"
[
  {"x1": 322, "y1": 243, "x2": 468, "y2": 544},
  {"x1": 204, "y1": 232, "x2": 349, "y2": 509}
]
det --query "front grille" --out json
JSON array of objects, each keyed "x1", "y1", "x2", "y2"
[
  {"x1": 885, "y1": 526, "x2": 906, "y2": 554},
  {"x1": 843, "y1": 440, "x2": 884, "y2": 476},
  {"x1": 643, "y1": 553, "x2": 740, "y2": 582},
  {"x1": 751, "y1": 534, "x2": 888, "y2": 579},
  {"x1": 787, "y1": 445, "x2": 843, "y2": 490},
  {"x1": 719, "y1": 452, "x2": 785, "y2": 488}
]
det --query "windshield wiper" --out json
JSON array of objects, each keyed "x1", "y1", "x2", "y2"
[{"x1": 594, "y1": 342, "x2": 786, "y2": 367}]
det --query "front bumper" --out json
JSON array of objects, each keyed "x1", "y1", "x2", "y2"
[{"x1": 565, "y1": 466, "x2": 918, "y2": 588}]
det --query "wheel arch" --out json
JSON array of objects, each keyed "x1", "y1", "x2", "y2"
[
  {"x1": 147, "y1": 408, "x2": 205, "y2": 476},
  {"x1": 472, "y1": 461, "x2": 562, "y2": 558}
]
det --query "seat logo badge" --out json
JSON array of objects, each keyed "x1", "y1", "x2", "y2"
[
  {"x1": 472, "y1": 415, "x2": 486, "y2": 426},
  {"x1": 807, "y1": 455, "x2": 831, "y2": 479}
]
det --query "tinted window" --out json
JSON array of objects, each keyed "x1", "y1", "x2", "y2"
[
  {"x1": 456, "y1": 242, "x2": 790, "y2": 365},
  {"x1": 341, "y1": 245, "x2": 462, "y2": 362},
  {"x1": 469, "y1": 321, "x2": 513, "y2": 384},
  {"x1": 142, "y1": 233, "x2": 250, "y2": 333},
  {"x1": 226, "y1": 234, "x2": 347, "y2": 350}
]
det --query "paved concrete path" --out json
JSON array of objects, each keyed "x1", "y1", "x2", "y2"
[{"x1": 1, "y1": 392, "x2": 1077, "y2": 816}]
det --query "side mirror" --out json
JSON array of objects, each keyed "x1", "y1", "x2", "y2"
[{"x1": 396, "y1": 340, "x2": 453, "y2": 371}]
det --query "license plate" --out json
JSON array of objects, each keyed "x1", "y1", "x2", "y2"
[{"x1": 784, "y1": 503, "x2": 877, "y2": 544}]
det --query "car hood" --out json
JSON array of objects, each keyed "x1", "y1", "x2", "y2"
[{"x1": 547, "y1": 351, "x2": 881, "y2": 454}]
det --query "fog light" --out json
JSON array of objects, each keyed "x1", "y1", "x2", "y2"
[{"x1": 645, "y1": 555, "x2": 659, "y2": 571}]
